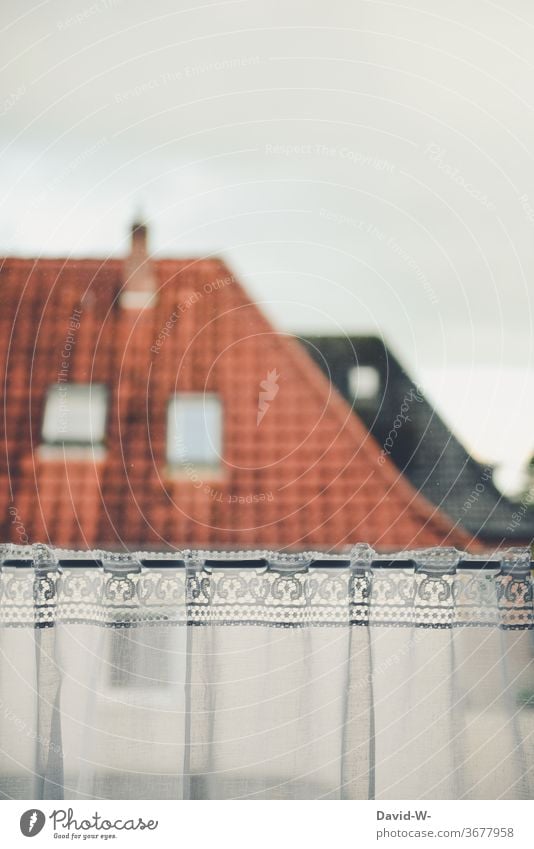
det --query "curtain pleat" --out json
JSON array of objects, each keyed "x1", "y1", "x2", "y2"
[
  {"x1": 33, "y1": 627, "x2": 64, "y2": 799},
  {"x1": 0, "y1": 546, "x2": 533, "y2": 800},
  {"x1": 340, "y1": 622, "x2": 374, "y2": 799}
]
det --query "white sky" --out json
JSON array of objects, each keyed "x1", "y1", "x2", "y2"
[{"x1": 1, "y1": 0, "x2": 534, "y2": 493}]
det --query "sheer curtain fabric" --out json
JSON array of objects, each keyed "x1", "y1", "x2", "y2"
[{"x1": 0, "y1": 545, "x2": 532, "y2": 800}]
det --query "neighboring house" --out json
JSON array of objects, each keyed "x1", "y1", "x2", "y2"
[
  {"x1": 0, "y1": 224, "x2": 473, "y2": 551},
  {"x1": 300, "y1": 335, "x2": 534, "y2": 544}
]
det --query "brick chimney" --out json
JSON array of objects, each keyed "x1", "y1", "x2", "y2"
[{"x1": 121, "y1": 220, "x2": 157, "y2": 308}]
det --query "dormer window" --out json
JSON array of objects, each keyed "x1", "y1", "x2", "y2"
[
  {"x1": 41, "y1": 383, "x2": 108, "y2": 448},
  {"x1": 166, "y1": 393, "x2": 222, "y2": 470},
  {"x1": 348, "y1": 365, "x2": 380, "y2": 402}
]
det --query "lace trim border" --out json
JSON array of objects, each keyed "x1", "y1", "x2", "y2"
[{"x1": 0, "y1": 567, "x2": 532, "y2": 629}]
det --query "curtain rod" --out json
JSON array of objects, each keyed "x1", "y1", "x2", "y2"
[{"x1": 1, "y1": 556, "x2": 532, "y2": 573}]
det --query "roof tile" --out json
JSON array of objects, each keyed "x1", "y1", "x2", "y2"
[{"x1": 0, "y1": 255, "x2": 476, "y2": 550}]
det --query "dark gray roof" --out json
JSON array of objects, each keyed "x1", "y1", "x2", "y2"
[{"x1": 300, "y1": 335, "x2": 534, "y2": 544}]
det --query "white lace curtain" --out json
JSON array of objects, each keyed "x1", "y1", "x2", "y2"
[{"x1": 0, "y1": 544, "x2": 533, "y2": 800}]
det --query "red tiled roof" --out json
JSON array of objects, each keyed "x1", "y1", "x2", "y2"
[{"x1": 0, "y1": 254, "x2": 474, "y2": 551}]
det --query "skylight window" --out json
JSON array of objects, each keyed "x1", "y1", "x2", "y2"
[
  {"x1": 348, "y1": 365, "x2": 380, "y2": 401},
  {"x1": 41, "y1": 383, "x2": 108, "y2": 447},
  {"x1": 166, "y1": 393, "x2": 222, "y2": 467}
]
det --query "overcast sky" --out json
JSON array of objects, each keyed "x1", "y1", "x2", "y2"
[{"x1": 1, "y1": 0, "x2": 534, "y2": 492}]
